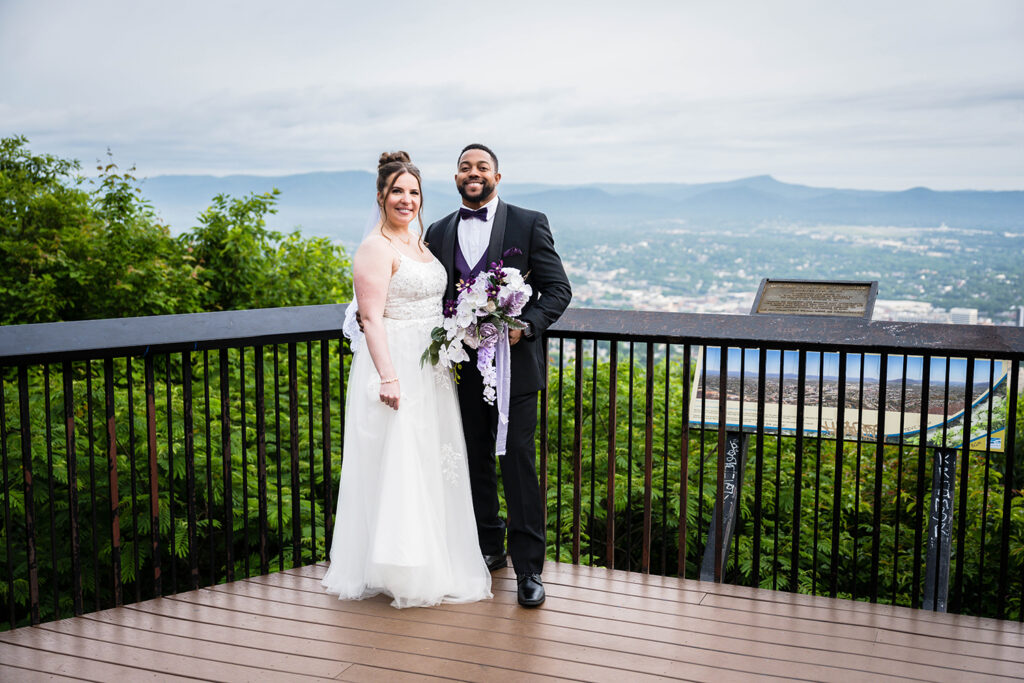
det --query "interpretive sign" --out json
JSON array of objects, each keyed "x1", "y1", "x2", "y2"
[
  {"x1": 751, "y1": 279, "x2": 877, "y2": 319},
  {"x1": 689, "y1": 347, "x2": 1009, "y2": 451}
]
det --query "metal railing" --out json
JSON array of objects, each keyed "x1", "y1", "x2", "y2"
[{"x1": 1, "y1": 305, "x2": 1021, "y2": 630}]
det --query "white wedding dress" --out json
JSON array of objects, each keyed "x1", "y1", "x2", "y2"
[{"x1": 321, "y1": 252, "x2": 492, "y2": 608}]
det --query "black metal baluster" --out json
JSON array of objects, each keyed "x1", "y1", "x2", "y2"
[
  {"x1": 62, "y1": 362, "x2": 83, "y2": 615},
  {"x1": 951, "y1": 357, "x2": 974, "y2": 612},
  {"x1": 773, "y1": 351, "x2": 783, "y2": 590},
  {"x1": 556, "y1": 338, "x2": 564, "y2": 561},
  {"x1": 256, "y1": 345, "x2": 268, "y2": 575},
  {"x1": 144, "y1": 356, "x2": 161, "y2": 598},
  {"x1": 204, "y1": 350, "x2": 214, "y2": 587},
  {"x1": 165, "y1": 354, "x2": 175, "y2": 595},
  {"x1": 18, "y1": 367, "x2": 40, "y2": 624},
  {"x1": 812, "y1": 352, "x2": 824, "y2": 596},
  {"x1": 912, "y1": 355, "x2": 932, "y2": 608},
  {"x1": 219, "y1": 349, "x2": 233, "y2": 583},
  {"x1": 678, "y1": 344, "x2": 691, "y2": 578},
  {"x1": 275, "y1": 345, "x2": 284, "y2": 572},
  {"x1": 753, "y1": 348, "x2": 766, "y2": 589},
  {"x1": 572, "y1": 337, "x2": 583, "y2": 564},
  {"x1": 306, "y1": 341, "x2": 315, "y2": 562},
  {"x1": 43, "y1": 365, "x2": 59, "y2": 619},
  {"x1": 289, "y1": 343, "x2": 301, "y2": 567},
  {"x1": 697, "y1": 349, "x2": 708, "y2": 571},
  {"x1": 643, "y1": 342, "x2": 655, "y2": 575},
  {"x1": 978, "y1": 360, "x2": 995, "y2": 609},
  {"x1": 852, "y1": 355, "x2": 866, "y2": 600},
  {"x1": 870, "y1": 353, "x2": 888, "y2": 602},
  {"x1": 606, "y1": 341, "x2": 617, "y2": 570},
  {"x1": 239, "y1": 347, "x2": 249, "y2": 578},
  {"x1": 126, "y1": 357, "x2": 140, "y2": 604},
  {"x1": 590, "y1": 339, "x2": 597, "y2": 567},
  {"x1": 830, "y1": 352, "x2": 847, "y2": 598},
  {"x1": 182, "y1": 351, "x2": 198, "y2": 591},
  {"x1": 733, "y1": 347, "x2": 746, "y2": 577},
  {"x1": 627, "y1": 343, "x2": 635, "y2": 570},
  {"x1": 997, "y1": 359, "x2": 1019, "y2": 619},
  {"x1": 103, "y1": 359, "x2": 122, "y2": 607},
  {"x1": 791, "y1": 350, "x2": 806, "y2": 593},
  {"x1": 713, "y1": 346, "x2": 727, "y2": 583},
  {"x1": 662, "y1": 345, "x2": 670, "y2": 576},
  {"x1": 892, "y1": 356, "x2": 908, "y2": 605},
  {"x1": 86, "y1": 361, "x2": 99, "y2": 612}
]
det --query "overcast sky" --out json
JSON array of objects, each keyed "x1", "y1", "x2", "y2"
[{"x1": 2, "y1": 1, "x2": 1022, "y2": 190}]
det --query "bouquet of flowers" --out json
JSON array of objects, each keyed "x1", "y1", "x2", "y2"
[{"x1": 421, "y1": 249, "x2": 532, "y2": 406}]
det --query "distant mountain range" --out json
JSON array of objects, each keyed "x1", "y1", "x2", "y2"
[{"x1": 139, "y1": 171, "x2": 1024, "y2": 243}]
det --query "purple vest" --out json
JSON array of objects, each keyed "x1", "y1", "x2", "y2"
[{"x1": 454, "y1": 245, "x2": 489, "y2": 285}]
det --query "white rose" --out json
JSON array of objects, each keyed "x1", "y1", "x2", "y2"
[{"x1": 503, "y1": 268, "x2": 525, "y2": 290}]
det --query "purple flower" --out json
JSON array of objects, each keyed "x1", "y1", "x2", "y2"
[
  {"x1": 501, "y1": 290, "x2": 526, "y2": 314},
  {"x1": 477, "y1": 343, "x2": 495, "y2": 369},
  {"x1": 443, "y1": 298, "x2": 458, "y2": 318},
  {"x1": 477, "y1": 322, "x2": 500, "y2": 348}
]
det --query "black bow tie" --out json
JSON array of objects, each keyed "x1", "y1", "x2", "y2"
[{"x1": 459, "y1": 206, "x2": 488, "y2": 221}]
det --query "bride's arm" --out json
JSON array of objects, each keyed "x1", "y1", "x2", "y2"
[{"x1": 353, "y1": 237, "x2": 401, "y2": 410}]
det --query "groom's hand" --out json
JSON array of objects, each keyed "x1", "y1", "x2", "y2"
[{"x1": 509, "y1": 328, "x2": 522, "y2": 346}]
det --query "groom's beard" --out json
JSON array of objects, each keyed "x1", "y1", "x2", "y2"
[{"x1": 457, "y1": 179, "x2": 496, "y2": 205}]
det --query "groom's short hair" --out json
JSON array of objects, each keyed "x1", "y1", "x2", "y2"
[{"x1": 459, "y1": 143, "x2": 498, "y2": 171}]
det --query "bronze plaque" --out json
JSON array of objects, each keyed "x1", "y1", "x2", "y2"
[{"x1": 752, "y1": 279, "x2": 877, "y2": 318}]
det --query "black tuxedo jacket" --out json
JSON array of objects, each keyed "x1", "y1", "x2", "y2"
[{"x1": 425, "y1": 199, "x2": 572, "y2": 395}]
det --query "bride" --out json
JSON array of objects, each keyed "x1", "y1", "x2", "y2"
[{"x1": 321, "y1": 152, "x2": 492, "y2": 608}]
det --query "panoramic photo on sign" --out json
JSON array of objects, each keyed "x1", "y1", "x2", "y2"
[{"x1": 689, "y1": 347, "x2": 1010, "y2": 451}]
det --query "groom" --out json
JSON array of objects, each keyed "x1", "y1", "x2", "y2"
[{"x1": 426, "y1": 144, "x2": 572, "y2": 607}]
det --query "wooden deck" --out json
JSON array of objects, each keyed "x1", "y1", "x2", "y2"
[{"x1": 1, "y1": 562, "x2": 1022, "y2": 682}]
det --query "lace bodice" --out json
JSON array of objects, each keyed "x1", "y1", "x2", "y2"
[{"x1": 383, "y1": 255, "x2": 448, "y2": 321}]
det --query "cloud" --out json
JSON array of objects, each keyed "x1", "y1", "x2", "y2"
[{"x1": 2, "y1": 0, "x2": 1022, "y2": 189}]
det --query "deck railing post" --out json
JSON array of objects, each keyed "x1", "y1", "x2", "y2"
[
  {"x1": 700, "y1": 432, "x2": 748, "y2": 582},
  {"x1": 923, "y1": 447, "x2": 957, "y2": 611}
]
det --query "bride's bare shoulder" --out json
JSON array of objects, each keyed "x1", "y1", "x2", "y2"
[{"x1": 355, "y1": 233, "x2": 391, "y2": 257}]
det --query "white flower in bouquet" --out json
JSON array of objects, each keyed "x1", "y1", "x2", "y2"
[{"x1": 420, "y1": 248, "x2": 533, "y2": 407}]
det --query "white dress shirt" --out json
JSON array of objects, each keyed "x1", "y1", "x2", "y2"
[{"x1": 457, "y1": 196, "x2": 498, "y2": 267}]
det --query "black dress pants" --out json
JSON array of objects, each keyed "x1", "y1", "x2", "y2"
[{"x1": 456, "y1": 360, "x2": 546, "y2": 575}]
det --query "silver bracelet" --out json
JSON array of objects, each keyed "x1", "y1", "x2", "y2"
[{"x1": 380, "y1": 376, "x2": 399, "y2": 384}]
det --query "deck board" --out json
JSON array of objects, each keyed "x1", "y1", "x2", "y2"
[{"x1": 2, "y1": 562, "x2": 1022, "y2": 682}]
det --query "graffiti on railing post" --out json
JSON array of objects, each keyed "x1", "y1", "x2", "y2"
[
  {"x1": 700, "y1": 432, "x2": 749, "y2": 581},
  {"x1": 923, "y1": 447, "x2": 957, "y2": 612}
]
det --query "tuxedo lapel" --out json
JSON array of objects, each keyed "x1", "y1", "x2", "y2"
[
  {"x1": 487, "y1": 199, "x2": 508, "y2": 265},
  {"x1": 441, "y1": 212, "x2": 459, "y2": 300}
]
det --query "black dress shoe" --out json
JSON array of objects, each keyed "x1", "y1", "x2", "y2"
[
  {"x1": 517, "y1": 573, "x2": 545, "y2": 607},
  {"x1": 483, "y1": 552, "x2": 507, "y2": 572}
]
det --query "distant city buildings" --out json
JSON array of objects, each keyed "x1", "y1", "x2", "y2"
[
  {"x1": 567, "y1": 264, "x2": 1009, "y2": 325},
  {"x1": 949, "y1": 307, "x2": 979, "y2": 325}
]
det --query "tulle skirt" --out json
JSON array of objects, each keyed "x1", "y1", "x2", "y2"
[{"x1": 321, "y1": 315, "x2": 492, "y2": 608}]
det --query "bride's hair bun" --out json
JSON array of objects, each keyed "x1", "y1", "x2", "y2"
[{"x1": 378, "y1": 151, "x2": 411, "y2": 168}]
